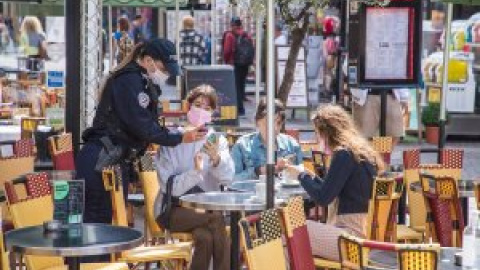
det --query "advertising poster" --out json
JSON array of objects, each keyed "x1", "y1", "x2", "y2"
[{"x1": 53, "y1": 180, "x2": 84, "y2": 224}]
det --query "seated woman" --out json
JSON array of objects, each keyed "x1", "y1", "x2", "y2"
[
  {"x1": 286, "y1": 104, "x2": 384, "y2": 261},
  {"x1": 231, "y1": 99, "x2": 303, "y2": 181},
  {"x1": 154, "y1": 85, "x2": 233, "y2": 270}
]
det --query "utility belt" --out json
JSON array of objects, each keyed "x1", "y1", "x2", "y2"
[
  {"x1": 368, "y1": 89, "x2": 393, "y2": 96},
  {"x1": 94, "y1": 136, "x2": 139, "y2": 172}
]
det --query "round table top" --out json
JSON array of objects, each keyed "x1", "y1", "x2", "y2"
[
  {"x1": 180, "y1": 191, "x2": 267, "y2": 212},
  {"x1": 369, "y1": 247, "x2": 476, "y2": 270},
  {"x1": 6, "y1": 223, "x2": 143, "y2": 257},
  {"x1": 228, "y1": 180, "x2": 307, "y2": 199}
]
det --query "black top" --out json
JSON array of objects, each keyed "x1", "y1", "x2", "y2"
[
  {"x1": 82, "y1": 62, "x2": 183, "y2": 153},
  {"x1": 298, "y1": 149, "x2": 377, "y2": 215}
]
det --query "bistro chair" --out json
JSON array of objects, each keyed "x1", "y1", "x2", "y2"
[
  {"x1": 367, "y1": 175, "x2": 418, "y2": 243},
  {"x1": 279, "y1": 196, "x2": 338, "y2": 270},
  {"x1": 102, "y1": 166, "x2": 192, "y2": 270},
  {"x1": 420, "y1": 173, "x2": 464, "y2": 247},
  {"x1": 1, "y1": 229, "x2": 9, "y2": 270},
  {"x1": 474, "y1": 182, "x2": 480, "y2": 211},
  {"x1": 400, "y1": 149, "x2": 464, "y2": 242},
  {"x1": 239, "y1": 209, "x2": 288, "y2": 270},
  {"x1": 4, "y1": 173, "x2": 128, "y2": 270},
  {"x1": 138, "y1": 153, "x2": 192, "y2": 244},
  {"x1": 371, "y1": 136, "x2": 393, "y2": 166},
  {"x1": 338, "y1": 233, "x2": 440, "y2": 270},
  {"x1": 48, "y1": 133, "x2": 75, "y2": 171},
  {"x1": 20, "y1": 117, "x2": 46, "y2": 140}
]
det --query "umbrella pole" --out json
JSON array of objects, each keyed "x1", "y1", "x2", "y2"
[
  {"x1": 255, "y1": 16, "x2": 262, "y2": 107},
  {"x1": 266, "y1": 0, "x2": 275, "y2": 209},
  {"x1": 439, "y1": 3, "x2": 452, "y2": 155},
  {"x1": 175, "y1": 0, "x2": 181, "y2": 97}
]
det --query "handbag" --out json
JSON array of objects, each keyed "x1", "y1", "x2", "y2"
[{"x1": 156, "y1": 175, "x2": 203, "y2": 229}]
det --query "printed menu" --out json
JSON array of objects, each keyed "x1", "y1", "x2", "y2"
[{"x1": 53, "y1": 180, "x2": 84, "y2": 224}]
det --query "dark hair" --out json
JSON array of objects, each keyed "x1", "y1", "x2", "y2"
[
  {"x1": 231, "y1": 16, "x2": 242, "y2": 27},
  {"x1": 135, "y1": 14, "x2": 142, "y2": 20},
  {"x1": 118, "y1": 17, "x2": 130, "y2": 32},
  {"x1": 186, "y1": 84, "x2": 218, "y2": 110},
  {"x1": 255, "y1": 99, "x2": 286, "y2": 122}
]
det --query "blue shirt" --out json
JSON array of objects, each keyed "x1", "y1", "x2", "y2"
[{"x1": 231, "y1": 132, "x2": 303, "y2": 181}]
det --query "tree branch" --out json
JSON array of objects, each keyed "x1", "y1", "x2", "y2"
[{"x1": 294, "y1": 2, "x2": 313, "y2": 22}]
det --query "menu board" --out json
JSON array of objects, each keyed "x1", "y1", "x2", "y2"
[
  {"x1": 53, "y1": 180, "x2": 84, "y2": 224},
  {"x1": 347, "y1": 0, "x2": 422, "y2": 88},
  {"x1": 276, "y1": 46, "x2": 308, "y2": 108},
  {"x1": 184, "y1": 65, "x2": 238, "y2": 125},
  {"x1": 365, "y1": 8, "x2": 409, "y2": 80}
]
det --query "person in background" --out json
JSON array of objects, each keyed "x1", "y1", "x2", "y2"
[
  {"x1": 155, "y1": 85, "x2": 233, "y2": 270},
  {"x1": 113, "y1": 17, "x2": 133, "y2": 65},
  {"x1": 19, "y1": 16, "x2": 48, "y2": 59},
  {"x1": 131, "y1": 14, "x2": 145, "y2": 45},
  {"x1": 231, "y1": 99, "x2": 303, "y2": 181},
  {"x1": 179, "y1": 15, "x2": 206, "y2": 66},
  {"x1": 223, "y1": 17, "x2": 255, "y2": 116},
  {"x1": 0, "y1": 14, "x2": 10, "y2": 53},
  {"x1": 274, "y1": 22, "x2": 287, "y2": 45},
  {"x1": 285, "y1": 104, "x2": 384, "y2": 261}
]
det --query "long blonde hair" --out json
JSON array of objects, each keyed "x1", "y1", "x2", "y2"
[
  {"x1": 312, "y1": 104, "x2": 385, "y2": 172},
  {"x1": 20, "y1": 16, "x2": 44, "y2": 34},
  {"x1": 97, "y1": 42, "x2": 145, "y2": 98}
]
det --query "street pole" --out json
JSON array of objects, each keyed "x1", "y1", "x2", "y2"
[
  {"x1": 255, "y1": 16, "x2": 262, "y2": 107},
  {"x1": 266, "y1": 0, "x2": 275, "y2": 209},
  {"x1": 439, "y1": 3, "x2": 452, "y2": 154},
  {"x1": 335, "y1": 0, "x2": 347, "y2": 103},
  {"x1": 108, "y1": 5, "x2": 113, "y2": 70},
  {"x1": 211, "y1": 0, "x2": 216, "y2": 65}
]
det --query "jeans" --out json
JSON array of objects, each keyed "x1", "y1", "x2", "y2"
[{"x1": 234, "y1": 65, "x2": 249, "y2": 115}]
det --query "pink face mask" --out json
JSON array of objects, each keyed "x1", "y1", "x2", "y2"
[{"x1": 187, "y1": 106, "x2": 212, "y2": 127}]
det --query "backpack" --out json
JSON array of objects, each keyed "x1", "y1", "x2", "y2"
[{"x1": 234, "y1": 33, "x2": 255, "y2": 66}]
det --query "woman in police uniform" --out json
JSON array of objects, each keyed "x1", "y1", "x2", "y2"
[{"x1": 76, "y1": 38, "x2": 206, "y2": 225}]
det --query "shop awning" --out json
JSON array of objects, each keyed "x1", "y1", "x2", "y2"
[{"x1": 17, "y1": 0, "x2": 188, "y2": 7}]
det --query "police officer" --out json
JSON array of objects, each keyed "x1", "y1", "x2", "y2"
[{"x1": 76, "y1": 38, "x2": 206, "y2": 225}]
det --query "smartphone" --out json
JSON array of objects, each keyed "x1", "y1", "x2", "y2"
[{"x1": 206, "y1": 133, "x2": 217, "y2": 144}]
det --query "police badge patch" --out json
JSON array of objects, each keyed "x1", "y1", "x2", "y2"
[{"x1": 138, "y1": 92, "x2": 150, "y2": 108}]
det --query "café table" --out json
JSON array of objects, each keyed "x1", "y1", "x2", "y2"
[
  {"x1": 180, "y1": 191, "x2": 267, "y2": 270},
  {"x1": 228, "y1": 179, "x2": 307, "y2": 199},
  {"x1": 5, "y1": 223, "x2": 143, "y2": 270},
  {"x1": 368, "y1": 246, "x2": 479, "y2": 270}
]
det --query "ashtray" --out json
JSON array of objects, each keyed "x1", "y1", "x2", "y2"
[{"x1": 43, "y1": 220, "x2": 65, "y2": 232}]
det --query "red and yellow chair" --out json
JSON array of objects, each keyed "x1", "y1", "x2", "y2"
[
  {"x1": 420, "y1": 173, "x2": 464, "y2": 247},
  {"x1": 339, "y1": 233, "x2": 440, "y2": 270},
  {"x1": 239, "y1": 209, "x2": 288, "y2": 270},
  {"x1": 48, "y1": 133, "x2": 75, "y2": 171},
  {"x1": 371, "y1": 136, "x2": 393, "y2": 166}
]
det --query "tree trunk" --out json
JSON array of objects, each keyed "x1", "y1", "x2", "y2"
[{"x1": 277, "y1": 15, "x2": 310, "y2": 105}]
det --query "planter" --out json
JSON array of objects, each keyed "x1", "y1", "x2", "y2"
[{"x1": 425, "y1": 126, "x2": 440, "y2": 144}]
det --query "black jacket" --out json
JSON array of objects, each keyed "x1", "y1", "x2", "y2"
[
  {"x1": 299, "y1": 149, "x2": 377, "y2": 215},
  {"x1": 82, "y1": 62, "x2": 183, "y2": 155}
]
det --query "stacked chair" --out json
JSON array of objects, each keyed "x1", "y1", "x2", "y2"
[
  {"x1": 3, "y1": 172, "x2": 128, "y2": 270},
  {"x1": 102, "y1": 166, "x2": 192, "y2": 270},
  {"x1": 48, "y1": 133, "x2": 75, "y2": 171},
  {"x1": 420, "y1": 173, "x2": 464, "y2": 247},
  {"x1": 399, "y1": 148, "x2": 464, "y2": 243}
]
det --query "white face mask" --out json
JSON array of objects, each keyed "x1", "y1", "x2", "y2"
[{"x1": 150, "y1": 70, "x2": 169, "y2": 86}]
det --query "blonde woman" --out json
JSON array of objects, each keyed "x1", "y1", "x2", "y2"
[
  {"x1": 286, "y1": 104, "x2": 385, "y2": 261},
  {"x1": 19, "y1": 16, "x2": 47, "y2": 58}
]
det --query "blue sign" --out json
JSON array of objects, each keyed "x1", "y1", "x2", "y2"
[{"x1": 47, "y1": 71, "x2": 64, "y2": 88}]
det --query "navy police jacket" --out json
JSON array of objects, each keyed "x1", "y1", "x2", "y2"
[{"x1": 82, "y1": 62, "x2": 183, "y2": 155}]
